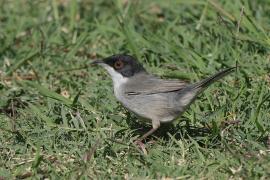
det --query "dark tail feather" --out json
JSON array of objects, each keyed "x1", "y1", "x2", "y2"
[{"x1": 193, "y1": 67, "x2": 236, "y2": 90}]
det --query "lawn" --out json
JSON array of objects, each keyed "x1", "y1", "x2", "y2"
[{"x1": 0, "y1": 0, "x2": 270, "y2": 179}]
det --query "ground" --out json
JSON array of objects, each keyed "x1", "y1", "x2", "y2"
[{"x1": 0, "y1": 0, "x2": 270, "y2": 179}]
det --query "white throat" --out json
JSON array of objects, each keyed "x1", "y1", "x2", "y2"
[{"x1": 101, "y1": 64, "x2": 128, "y2": 98}]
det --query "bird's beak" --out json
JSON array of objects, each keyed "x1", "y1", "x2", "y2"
[{"x1": 91, "y1": 59, "x2": 104, "y2": 66}]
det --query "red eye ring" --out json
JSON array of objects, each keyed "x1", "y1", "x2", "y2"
[{"x1": 114, "y1": 60, "x2": 124, "y2": 69}]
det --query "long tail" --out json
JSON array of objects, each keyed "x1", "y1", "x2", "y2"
[
  {"x1": 193, "y1": 67, "x2": 236, "y2": 90},
  {"x1": 175, "y1": 67, "x2": 235, "y2": 112}
]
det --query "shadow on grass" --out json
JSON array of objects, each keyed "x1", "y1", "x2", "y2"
[{"x1": 123, "y1": 111, "x2": 216, "y2": 145}]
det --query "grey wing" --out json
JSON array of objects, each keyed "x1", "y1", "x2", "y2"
[
  {"x1": 122, "y1": 73, "x2": 188, "y2": 121},
  {"x1": 124, "y1": 73, "x2": 188, "y2": 95}
]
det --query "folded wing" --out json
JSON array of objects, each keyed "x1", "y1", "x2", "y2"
[{"x1": 125, "y1": 73, "x2": 187, "y2": 95}]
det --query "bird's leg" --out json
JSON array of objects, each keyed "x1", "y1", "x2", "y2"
[
  {"x1": 134, "y1": 120, "x2": 160, "y2": 154},
  {"x1": 137, "y1": 120, "x2": 160, "y2": 141}
]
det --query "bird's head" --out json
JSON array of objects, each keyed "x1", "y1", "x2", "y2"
[{"x1": 92, "y1": 54, "x2": 146, "y2": 80}]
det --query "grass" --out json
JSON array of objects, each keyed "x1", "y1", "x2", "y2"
[{"x1": 0, "y1": 0, "x2": 270, "y2": 179}]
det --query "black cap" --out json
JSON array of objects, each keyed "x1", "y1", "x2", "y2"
[{"x1": 98, "y1": 54, "x2": 146, "y2": 77}]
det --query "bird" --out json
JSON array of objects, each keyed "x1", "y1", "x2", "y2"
[{"x1": 92, "y1": 54, "x2": 235, "y2": 148}]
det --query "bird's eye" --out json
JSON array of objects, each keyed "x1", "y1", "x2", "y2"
[{"x1": 114, "y1": 60, "x2": 124, "y2": 69}]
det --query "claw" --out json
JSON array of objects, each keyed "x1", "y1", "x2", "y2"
[{"x1": 134, "y1": 140, "x2": 148, "y2": 155}]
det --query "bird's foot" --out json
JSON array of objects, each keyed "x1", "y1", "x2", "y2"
[
  {"x1": 134, "y1": 140, "x2": 147, "y2": 155},
  {"x1": 148, "y1": 140, "x2": 156, "y2": 145}
]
